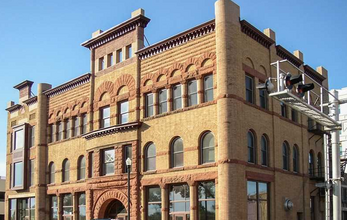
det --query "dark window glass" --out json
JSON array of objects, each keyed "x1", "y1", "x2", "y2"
[
  {"x1": 245, "y1": 76, "x2": 254, "y2": 103},
  {"x1": 78, "y1": 156, "x2": 86, "y2": 180},
  {"x1": 198, "y1": 182, "x2": 215, "y2": 220},
  {"x1": 78, "y1": 193, "x2": 86, "y2": 220},
  {"x1": 169, "y1": 184, "x2": 190, "y2": 218},
  {"x1": 293, "y1": 146, "x2": 299, "y2": 173},
  {"x1": 119, "y1": 101, "x2": 129, "y2": 124},
  {"x1": 309, "y1": 151, "x2": 314, "y2": 176},
  {"x1": 17, "y1": 198, "x2": 28, "y2": 220},
  {"x1": 126, "y1": 45, "x2": 132, "y2": 59},
  {"x1": 172, "y1": 84, "x2": 182, "y2": 110},
  {"x1": 201, "y1": 132, "x2": 215, "y2": 164},
  {"x1": 29, "y1": 160, "x2": 34, "y2": 186},
  {"x1": 103, "y1": 148, "x2": 115, "y2": 175},
  {"x1": 283, "y1": 143, "x2": 289, "y2": 170},
  {"x1": 57, "y1": 122, "x2": 63, "y2": 141},
  {"x1": 63, "y1": 194, "x2": 73, "y2": 218},
  {"x1": 146, "y1": 143, "x2": 156, "y2": 171},
  {"x1": 108, "y1": 53, "x2": 113, "y2": 67},
  {"x1": 51, "y1": 196, "x2": 58, "y2": 220},
  {"x1": 13, "y1": 162, "x2": 23, "y2": 187},
  {"x1": 29, "y1": 126, "x2": 35, "y2": 148},
  {"x1": 188, "y1": 79, "x2": 198, "y2": 106},
  {"x1": 147, "y1": 187, "x2": 161, "y2": 220},
  {"x1": 0, "y1": 192, "x2": 4, "y2": 202},
  {"x1": 81, "y1": 114, "x2": 87, "y2": 134},
  {"x1": 158, "y1": 89, "x2": 167, "y2": 114},
  {"x1": 204, "y1": 75, "x2": 214, "y2": 102},
  {"x1": 62, "y1": 160, "x2": 70, "y2": 182},
  {"x1": 281, "y1": 102, "x2": 287, "y2": 118},
  {"x1": 124, "y1": 145, "x2": 132, "y2": 173},
  {"x1": 146, "y1": 93, "x2": 154, "y2": 117},
  {"x1": 172, "y1": 138, "x2": 184, "y2": 168},
  {"x1": 259, "y1": 89, "x2": 267, "y2": 109},
  {"x1": 317, "y1": 153, "x2": 323, "y2": 177},
  {"x1": 100, "y1": 106, "x2": 110, "y2": 128},
  {"x1": 73, "y1": 117, "x2": 79, "y2": 137},
  {"x1": 29, "y1": 198, "x2": 35, "y2": 220},
  {"x1": 292, "y1": 108, "x2": 298, "y2": 122},
  {"x1": 49, "y1": 124, "x2": 55, "y2": 143},
  {"x1": 99, "y1": 57, "x2": 104, "y2": 71},
  {"x1": 65, "y1": 119, "x2": 70, "y2": 139},
  {"x1": 247, "y1": 181, "x2": 268, "y2": 220},
  {"x1": 261, "y1": 136, "x2": 268, "y2": 166},
  {"x1": 14, "y1": 129, "x2": 24, "y2": 150},
  {"x1": 116, "y1": 49, "x2": 122, "y2": 63},
  {"x1": 248, "y1": 132, "x2": 255, "y2": 163},
  {"x1": 49, "y1": 162, "x2": 55, "y2": 184}
]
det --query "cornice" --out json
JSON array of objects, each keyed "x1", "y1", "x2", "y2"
[
  {"x1": 82, "y1": 122, "x2": 141, "y2": 140},
  {"x1": 81, "y1": 15, "x2": 150, "y2": 50},
  {"x1": 137, "y1": 20, "x2": 215, "y2": 60},
  {"x1": 304, "y1": 65, "x2": 326, "y2": 85},
  {"x1": 240, "y1": 20, "x2": 275, "y2": 49},
  {"x1": 276, "y1": 45, "x2": 303, "y2": 68},
  {"x1": 5, "y1": 104, "x2": 22, "y2": 113},
  {"x1": 23, "y1": 96, "x2": 37, "y2": 106},
  {"x1": 13, "y1": 80, "x2": 34, "y2": 90},
  {"x1": 44, "y1": 73, "x2": 91, "y2": 98}
]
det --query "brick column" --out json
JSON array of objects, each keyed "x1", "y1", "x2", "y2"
[
  {"x1": 182, "y1": 81, "x2": 188, "y2": 108},
  {"x1": 73, "y1": 192, "x2": 78, "y2": 220},
  {"x1": 153, "y1": 90, "x2": 159, "y2": 115},
  {"x1": 94, "y1": 150, "x2": 100, "y2": 177},
  {"x1": 115, "y1": 146, "x2": 123, "y2": 174},
  {"x1": 58, "y1": 194, "x2": 63, "y2": 220},
  {"x1": 161, "y1": 184, "x2": 169, "y2": 220},
  {"x1": 197, "y1": 76, "x2": 203, "y2": 104},
  {"x1": 189, "y1": 182, "x2": 197, "y2": 220},
  {"x1": 167, "y1": 85, "x2": 172, "y2": 112},
  {"x1": 86, "y1": 189, "x2": 93, "y2": 220}
]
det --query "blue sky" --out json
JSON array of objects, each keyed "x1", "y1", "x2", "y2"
[{"x1": 0, "y1": 0, "x2": 346, "y2": 176}]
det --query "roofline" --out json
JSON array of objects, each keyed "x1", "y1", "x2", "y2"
[
  {"x1": 13, "y1": 80, "x2": 34, "y2": 90},
  {"x1": 276, "y1": 45, "x2": 304, "y2": 68},
  {"x1": 81, "y1": 14, "x2": 150, "y2": 49},
  {"x1": 304, "y1": 65, "x2": 326, "y2": 83},
  {"x1": 240, "y1": 20, "x2": 275, "y2": 49}
]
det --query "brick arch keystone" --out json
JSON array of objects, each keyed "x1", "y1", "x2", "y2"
[
  {"x1": 95, "y1": 81, "x2": 115, "y2": 102},
  {"x1": 93, "y1": 190, "x2": 128, "y2": 219},
  {"x1": 114, "y1": 74, "x2": 136, "y2": 95}
]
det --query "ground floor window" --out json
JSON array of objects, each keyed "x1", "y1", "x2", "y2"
[
  {"x1": 78, "y1": 193, "x2": 86, "y2": 220},
  {"x1": 198, "y1": 181, "x2": 215, "y2": 220},
  {"x1": 147, "y1": 187, "x2": 161, "y2": 220},
  {"x1": 63, "y1": 194, "x2": 73, "y2": 220},
  {"x1": 51, "y1": 196, "x2": 58, "y2": 220},
  {"x1": 9, "y1": 197, "x2": 35, "y2": 220},
  {"x1": 247, "y1": 181, "x2": 268, "y2": 220},
  {"x1": 169, "y1": 184, "x2": 190, "y2": 219}
]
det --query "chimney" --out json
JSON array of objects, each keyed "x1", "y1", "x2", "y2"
[
  {"x1": 316, "y1": 66, "x2": 328, "y2": 88},
  {"x1": 13, "y1": 80, "x2": 34, "y2": 104},
  {"x1": 131, "y1": 8, "x2": 145, "y2": 18},
  {"x1": 263, "y1": 28, "x2": 276, "y2": 42},
  {"x1": 293, "y1": 50, "x2": 304, "y2": 62},
  {"x1": 92, "y1": 30, "x2": 103, "y2": 38}
]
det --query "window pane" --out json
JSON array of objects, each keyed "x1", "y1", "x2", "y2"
[
  {"x1": 203, "y1": 148, "x2": 215, "y2": 164},
  {"x1": 147, "y1": 144, "x2": 156, "y2": 157},
  {"x1": 247, "y1": 181, "x2": 257, "y2": 200},
  {"x1": 63, "y1": 194, "x2": 72, "y2": 206},
  {"x1": 174, "y1": 153, "x2": 183, "y2": 167},
  {"x1": 82, "y1": 114, "x2": 87, "y2": 134},
  {"x1": 245, "y1": 76, "x2": 253, "y2": 103},
  {"x1": 148, "y1": 187, "x2": 161, "y2": 202},
  {"x1": 10, "y1": 199, "x2": 16, "y2": 220},
  {"x1": 50, "y1": 163, "x2": 55, "y2": 184},
  {"x1": 14, "y1": 162, "x2": 23, "y2": 187},
  {"x1": 14, "y1": 129, "x2": 24, "y2": 150},
  {"x1": 120, "y1": 101, "x2": 129, "y2": 124},
  {"x1": 146, "y1": 93, "x2": 154, "y2": 117},
  {"x1": 79, "y1": 157, "x2": 86, "y2": 180},
  {"x1": 148, "y1": 204, "x2": 161, "y2": 220},
  {"x1": 258, "y1": 183, "x2": 267, "y2": 200},
  {"x1": 259, "y1": 201, "x2": 268, "y2": 220},
  {"x1": 199, "y1": 201, "x2": 215, "y2": 220},
  {"x1": 159, "y1": 89, "x2": 167, "y2": 114},
  {"x1": 188, "y1": 80, "x2": 197, "y2": 106},
  {"x1": 30, "y1": 126, "x2": 35, "y2": 148},
  {"x1": 202, "y1": 132, "x2": 215, "y2": 163},
  {"x1": 147, "y1": 157, "x2": 156, "y2": 171},
  {"x1": 104, "y1": 149, "x2": 115, "y2": 175},
  {"x1": 63, "y1": 160, "x2": 70, "y2": 182},
  {"x1": 204, "y1": 75, "x2": 214, "y2": 102},
  {"x1": 173, "y1": 85, "x2": 182, "y2": 110},
  {"x1": 261, "y1": 136, "x2": 267, "y2": 166},
  {"x1": 198, "y1": 182, "x2": 215, "y2": 199},
  {"x1": 247, "y1": 200, "x2": 257, "y2": 220}
]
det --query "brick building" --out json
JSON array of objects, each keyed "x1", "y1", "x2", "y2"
[{"x1": 5, "y1": 0, "x2": 331, "y2": 219}]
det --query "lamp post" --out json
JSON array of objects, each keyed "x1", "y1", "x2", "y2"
[{"x1": 126, "y1": 157, "x2": 132, "y2": 220}]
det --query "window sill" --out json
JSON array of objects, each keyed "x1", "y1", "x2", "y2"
[
  {"x1": 169, "y1": 167, "x2": 184, "y2": 172},
  {"x1": 47, "y1": 183, "x2": 56, "y2": 187},
  {"x1": 61, "y1": 181, "x2": 71, "y2": 185},
  {"x1": 197, "y1": 162, "x2": 216, "y2": 168},
  {"x1": 143, "y1": 170, "x2": 157, "y2": 175},
  {"x1": 76, "y1": 179, "x2": 86, "y2": 183}
]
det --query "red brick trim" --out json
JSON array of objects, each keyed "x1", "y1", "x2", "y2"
[
  {"x1": 93, "y1": 190, "x2": 128, "y2": 219},
  {"x1": 243, "y1": 64, "x2": 267, "y2": 81},
  {"x1": 246, "y1": 171, "x2": 274, "y2": 182}
]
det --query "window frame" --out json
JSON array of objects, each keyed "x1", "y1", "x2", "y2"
[
  {"x1": 247, "y1": 181, "x2": 269, "y2": 220},
  {"x1": 187, "y1": 79, "x2": 198, "y2": 107},
  {"x1": 126, "y1": 44, "x2": 132, "y2": 59},
  {"x1": 203, "y1": 74, "x2": 214, "y2": 102},
  {"x1": 172, "y1": 84, "x2": 182, "y2": 110},
  {"x1": 99, "y1": 57, "x2": 104, "y2": 71},
  {"x1": 29, "y1": 125, "x2": 35, "y2": 148},
  {"x1": 72, "y1": 116, "x2": 79, "y2": 137},
  {"x1": 201, "y1": 131, "x2": 215, "y2": 164},
  {"x1": 62, "y1": 194, "x2": 73, "y2": 219},
  {"x1": 158, "y1": 88, "x2": 168, "y2": 114},
  {"x1": 145, "y1": 143, "x2": 156, "y2": 172},
  {"x1": 282, "y1": 142, "x2": 289, "y2": 171},
  {"x1": 78, "y1": 156, "x2": 86, "y2": 180},
  {"x1": 198, "y1": 181, "x2": 216, "y2": 220},
  {"x1": 245, "y1": 75, "x2": 254, "y2": 103},
  {"x1": 293, "y1": 145, "x2": 299, "y2": 173},
  {"x1": 169, "y1": 184, "x2": 190, "y2": 218},
  {"x1": 81, "y1": 113, "x2": 87, "y2": 134},
  {"x1": 56, "y1": 122, "x2": 63, "y2": 141},
  {"x1": 78, "y1": 193, "x2": 86, "y2": 220},
  {"x1": 116, "y1": 49, "x2": 123, "y2": 63},
  {"x1": 147, "y1": 186, "x2": 162, "y2": 220},
  {"x1": 65, "y1": 119, "x2": 71, "y2": 139},
  {"x1": 145, "y1": 93, "x2": 154, "y2": 117},
  {"x1": 100, "y1": 106, "x2": 111, "y2": 128},
  {"x1": 102, "y1": 148, "x2": 115, "y2": 176},
  {"x1": 261, "y1": 135, "x2": 268, "y2": 166},
  {"x1": 49, "y1": 162, "x2": 55, "y2": 184},
  {"x1": 62, "y1": 159, "x2": 70, "y2": 182},
  {"x1": 247, "y1": 131, "x2": 256, "y2": 164},
  {"x1": 171, "y1": 137, "x2": 184, "y2": 168},
  {"x1": 119, "y1": 100, "x2": 129, "y2": 124},
  {"x1": 259, "y1": 85, "x2": 268, "y2": 109},
  {"x1": 50, "y1": 195, "x2": 58, "y2": 220}
]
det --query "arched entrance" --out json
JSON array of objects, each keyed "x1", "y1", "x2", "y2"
[{"x1": 103, "y1": 199, "x2": 127, "y2": 220}]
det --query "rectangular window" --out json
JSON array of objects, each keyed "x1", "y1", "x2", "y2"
[
  {"x1": 119, "y1": 101, "x2": 129, "y2": 124},
  {"x1": 107, "y1": 53, "x2": 113, "y2": 67},
  {"x1": 126, "y1": 44, "x2": 132, "y2": 59},
  {"x1": 29, "y1": 125, "x2": 35, "y2": 148},
  {"x1": 78, "y1": 193, "x2": 86, "y2": 220},
  {"x1": 13, "y1": 128, "x2": 24, "y2": 151},
  {"x1": 57, "y1": 122, "x2": 63, "y2": 141},
  {"x1": 245, "y1": 75, "x2": 254, "y2": 103},
  {"x1": 172, "y1": 84, "x2": 182, "y2": 110},
  {"x1": 100, "y1": 106, "x2": 110, "y2": 128},
  {"x1": 158, "y1": 89, "x2": 167, "y2": 114},
  {"x1": 89, "y1": 152, "x2": 94, "y2": 178},
  {"x1": 147, "y1": 187, "x2": 161, "y2": 220},
  {"x1": 63, "y1": 194, "x2": 73, "y2": 219},
  {"x1": 13, "y1": 162, "x2": 23, "y2": 187},
  {"x1": 124, "y1": 145, "x2": 132, "y2": 173},
  {"x1": 188, "y1": 79, "x2": 198, "y2": 106},
  {"x1": 169, "y1": 184, "x2": 190, "y2": 218},
  {"x1": 103, "y1": 148, "x2": 115, "y2": 175},
  {"x1": 204, "y1": 75, "x2": 214, "y2": 102},
  {"x1": 73, "y1": 116, "x2": 79, "y2": 137},
  {"x1": 49, "y1": 124, "x2": 55, "y2": 143},
  {"x1": 259, "y1": 89, "x2": 268, "y2": 109},
  {"x1": 198, "y1": 182, "x2": 216, "y2": 220},
  {"x1": 146, "y1": 93, "x2": 154, "y2": 117},
  {"x1": 0, "y1": 192, "x2": 4, "y2": 202},
  {"x1": 310, "y1": 196, "x2": 315, "y2": 220},
  {"x1": 247, "y1": 181, "x2": 268, "y2": 220},
  {"x1": 29, "y1": 198, "x2": 35, "y2": 220},
  {"x1": 17, "y1": 198, "x2": 28, "y2": 220},
  {"x1": 281, "y1": 102, "x2": 287, "y2": 118},
  {"x1": 10, "y1": 199, "x2": 16, "y2": 220},
  {"x1": 51, "y1": 196, "x2": 58, "y2": 220},
  {"x1": 116, "y1": 49, "x2": 123, "y2": 63},
  {"x1": 29, "y1": 159, "x2": 34, "y2": 187},
  {"x1": 65, "y1": 119, "x2": 70, "y2": 139},
  {"x1": 99, "y1": 57, "x2": 104, "y2": 71},
  {"x1": 292, "y1": 108, "x2": 298, "y2": 122},
  {"x1": 81, "y1": 114, "x2": 87, "y2": 134}
]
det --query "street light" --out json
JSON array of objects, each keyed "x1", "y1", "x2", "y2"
[{"x1": 126, "y1": 157, "x2": 132, "y2": 220}]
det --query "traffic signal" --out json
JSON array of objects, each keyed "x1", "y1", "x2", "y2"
[
  {"x1": 256, "y1": 78, "x2": 274, "y2": 93},
  {"x1": 297, "y1": 83, "x2": 314, "y2": 97},
  {"x1": 284, "y1": 73, "x2": 314, "y2": 98},
  {"x1": 285, "y1": 73, "x2": 302, "y2": 90}
]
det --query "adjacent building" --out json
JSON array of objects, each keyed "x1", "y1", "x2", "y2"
[
  {"x1": 0, "y1": 177, "x2": 4, "y2": 220},
  {"x1": 5, "y1": 0, "x2": 331, "y2": 219}
]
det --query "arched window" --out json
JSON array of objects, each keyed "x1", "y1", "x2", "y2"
[
  {"x1": 293, "y1": 145, "x2": 299, "y2": 173},
  {"x1": 62, "y1": 159, "x2": 70, "y2": 182},
  {"x1": 171, "y1": 137, "x2": 184, "y2": 168},
  {"x1": 282, "y1": 142, "x2": 289, "y2": 170},
  {"x1": 261, "y1": 135, "x2": 268, "y2": 166},
  {"x1": 145, "y1": 143, "x2": 156, "y2": 171},
  {"x1": 247, "y1": 131, "x2": 256, "y2": 163},
  {"x1": 201, "y1": 132, "x2": 215, "y2": 164},
  {"x1": 78, "y1": 156, "x2": 86, "y2": 180},
  {"x1": 317, "y1": 152, "x2": 323, "y2": 177},
  {"x1": 49, "y1": 162, "x2": 55, "y2": 184},
  {"x1": 309, "y1": 150, "x2": 314, "y2": 176}
]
